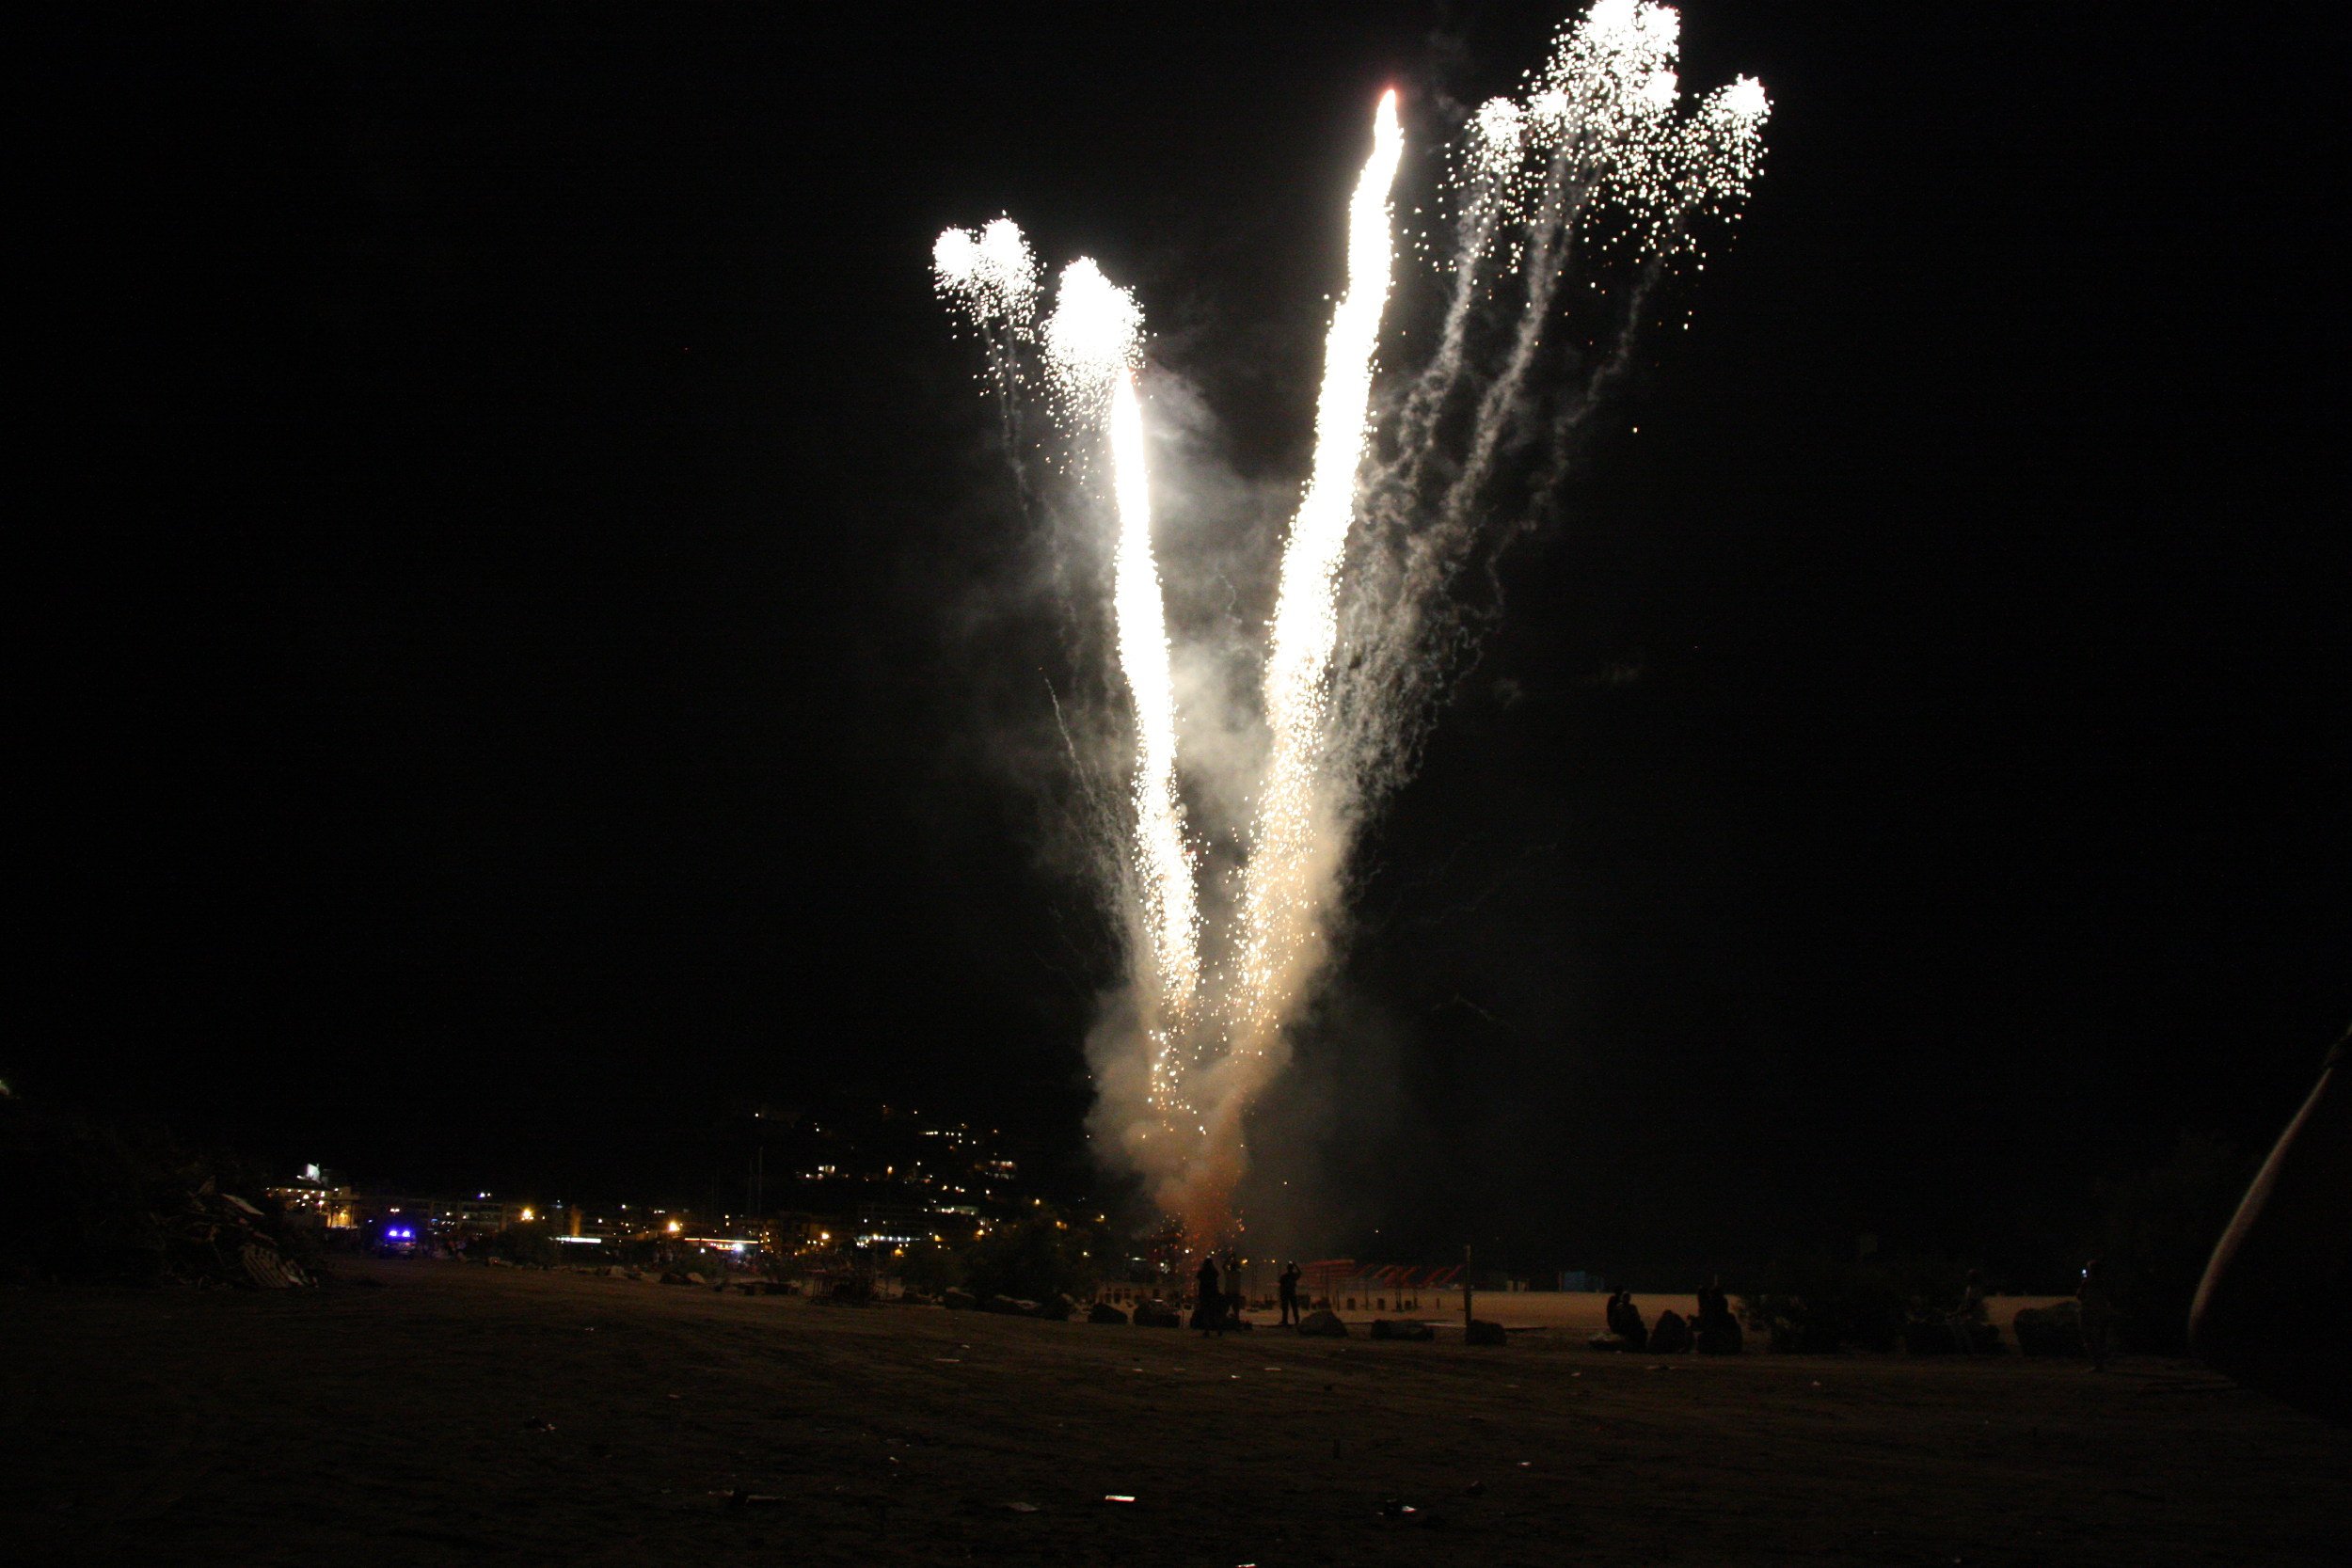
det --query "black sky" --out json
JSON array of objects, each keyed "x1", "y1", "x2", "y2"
[{"x1": 23, "y1": 4, "x2": 2347, "y2": 1274}]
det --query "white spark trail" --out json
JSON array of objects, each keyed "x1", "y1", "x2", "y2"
[
  {"x1": 1389, "y1": 98, "x2": 1521, "y2": 484},
  {"x1": 1336, "y1": 4, "x2": 1769, "y2": 812},
  {"x1": 1238, "y1": 87, "x2": 1405, "y2": 1036},
  {"x1": 1440, "y1": 0, "x2": 1684, "y2": 528},
  {"x1": 1040, "y1": 261, "x2": 1200, "y2": 1115},
  {"x1": 1108, "y1": 372, "x2": 1202, "y2": 1082},
  {"x1": 1153, "y1": 89, "x2": 1402, "y2": 1231}
]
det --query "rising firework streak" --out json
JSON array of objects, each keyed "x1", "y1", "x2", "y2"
[{"x1": 931, "y1": 4, "x2": 1769, "y2": 1244}]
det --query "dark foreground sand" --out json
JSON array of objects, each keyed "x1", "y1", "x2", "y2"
[{"x1": 7, "y1": 1259, "x2": 2346, "y2": 1566}]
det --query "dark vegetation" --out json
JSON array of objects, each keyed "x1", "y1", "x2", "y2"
[
  {"x1": 959, "y1": 1212, "x2": 1102, "y2": 1306},
  {"x1": 2090, "y1": 1133, "x2": 2255, "y2": 1354},
  {"x1": 477, "y1": 1222, "x2": 563, "y2": 1271},
  {"x1": 896, "y1": 1240, "x2": 966, "y2": 1298},
  {"x1": 0, "y1": 1093, "x2": 316, "y2": 1289},
  {"x1": 1731, "y1": 1135, "x2": 2257, "y2": 1354},
  {"x1": 1736, "y1": 1250, "x2": 1971, "y2": 1354}
]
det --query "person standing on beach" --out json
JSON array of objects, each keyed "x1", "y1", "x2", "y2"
[
  {"x1": 1193, "y1": 1255, "x2": 1224, "y2": 1336},
  {"x1": 1279, "y1": 1260, "x2": 1303, "y2": 1326}
]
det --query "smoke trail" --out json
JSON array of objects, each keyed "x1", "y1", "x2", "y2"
[{"x1": 929, "y1": 4, "x2": 1770, "y2": 1247}]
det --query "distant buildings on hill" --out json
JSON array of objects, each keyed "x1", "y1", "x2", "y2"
[{"x1": 266, "y1": 1103, "x2": 1045, "y2": 1263}]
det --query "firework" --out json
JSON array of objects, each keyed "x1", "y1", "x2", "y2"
[
  {"x1": 1110, "y1": 372, "x2": 1202, "y2": 1065},
  {"x1": 931, "y1": 217, "x2": 1041, "y2": 331},
  {"x1": 930, "y1": 5, "x2": 1769, "y2": 1244},
  {"x1": 1044, "y1": 260, "x2": 1146, "y2": 429}
]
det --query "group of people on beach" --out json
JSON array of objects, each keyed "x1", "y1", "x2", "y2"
[
  {"x1": 1180, "y1": 1259, "x2": 2133, "y2": 1366},
  {"x1": 1190, "y1": 1255, "x2": 1308, "y2": 1334},
  {"x1": 1603, "y1": 1281, "x2": 1745, "y2": 1354}
]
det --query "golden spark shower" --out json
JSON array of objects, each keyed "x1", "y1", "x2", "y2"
[{"x1": 932, "y1": 3, "x2": 1769, "y2": 1245}]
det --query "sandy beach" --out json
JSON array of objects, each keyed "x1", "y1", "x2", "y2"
[{"x1": 7, "y1": 1259, "x2": 2346, "y2": 1565}]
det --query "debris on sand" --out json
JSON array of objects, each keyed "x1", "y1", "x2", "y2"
[
  {"x1": 147, "y1": 1180, "x2": 315, "y2": 1290},
  {"x1": 1370, "y1": 1319, "x2": 1433, "y2": 1341},
  {"x1": 1, "y1": 1099, "x2": 320, "y2": 1290},
  {"x1": 1296, "y1": 1309, "x2": 1348, "y2": 1338}
]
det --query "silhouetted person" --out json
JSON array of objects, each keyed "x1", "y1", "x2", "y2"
[
  {"x1": 2192, "y1": 1028, "x2": 2351, "y2": 1422},
  {"x1": 2077, "y1": 1259, "x2": 2118, "y2": 1371},
  {"x1": 1949, "y1": 1268, "x2": 1987, "y2": 1354},
  {"x1": 1193, "y1": 1255, "x2": 1223, "y2": 1336},
  {"x1": 1224, "y1": 1253, "x2": 1245, "y2": 1326},
  {"x1": 1279, "y1": 1261, "x2": 1303, "y2": 1325},
  {"x1": 1695, "y1": 1278, "x2": 1742, "y2": 1354},
  {"x1": 1650, "y1": 1306, "x2": 1692, "y2": 1354},
  {"x1": 1607, "y1": 1290, "x2": 1648, "y2": 1350}
]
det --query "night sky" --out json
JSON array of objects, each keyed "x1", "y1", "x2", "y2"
[{"x1": 25, "y1": 4, "x2": 2347, "y2": 1275}]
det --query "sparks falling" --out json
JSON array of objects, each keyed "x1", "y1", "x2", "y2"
[{"x1": 931, "y1": 4, "x2": 1770, "y2": 1245}]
